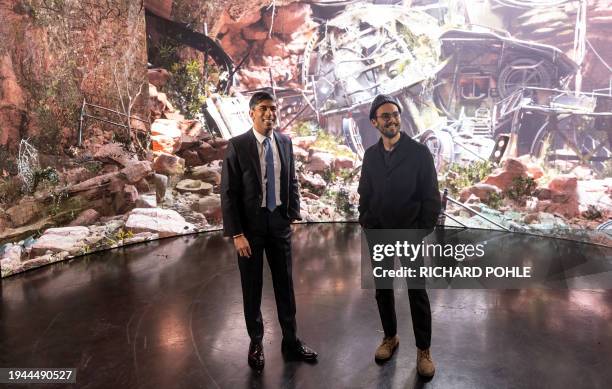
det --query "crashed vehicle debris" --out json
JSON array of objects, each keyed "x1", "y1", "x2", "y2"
[
  {"x1": 301, "y1": 4, "x2": 443, "y2": 152},
  {"x1": 494, "y1": 87, "x2": 612, "y2": 174},
  {"x1": 417, "y1": 27, "x2": 586, "y2": 170}
]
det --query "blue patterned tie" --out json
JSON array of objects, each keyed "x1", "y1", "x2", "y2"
[{"x1": 263, "y1": 137, "x2": 276, "y2": 211}]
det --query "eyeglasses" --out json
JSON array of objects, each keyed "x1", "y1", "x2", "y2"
[{"x1": 376, "y1": 112, "x2": 400, "y2": 121}]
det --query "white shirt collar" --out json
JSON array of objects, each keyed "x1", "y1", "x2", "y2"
[{"x1": 252, "y1": 128, "x2": 274, "y2": 144}]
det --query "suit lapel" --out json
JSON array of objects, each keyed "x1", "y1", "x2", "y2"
[
  {"x1": 247, "y1": 130, "x2": 263, "y2": 188},
  {"x1": 274, "y1": 130, "x2": 289, "y2": 173}
]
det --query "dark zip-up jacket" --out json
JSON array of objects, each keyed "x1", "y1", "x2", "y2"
[
  {"x1": 221, "y1": 129, "x2": 301, "y2": 237},
  {"x1": 358, "y1": 132, "x2": 441, "y2": 229}
]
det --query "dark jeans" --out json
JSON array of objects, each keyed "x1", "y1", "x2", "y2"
[
  {"x1": 238, "y1": 207, "x2": 297, "y2": 346},
  {"x1": 376, "y1": 288, "x2": 431, "y2": 350},
  {"x1": 365, "y1": 228, "x2": 432, "y2": 350}
]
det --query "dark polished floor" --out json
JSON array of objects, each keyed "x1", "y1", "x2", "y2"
[{"x1": 2, "y1": 224, "x2": 612, "y2": 389}]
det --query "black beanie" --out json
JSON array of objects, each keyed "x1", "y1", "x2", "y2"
[{"x1": 369, "y1": 94, "x2": 402, "y2": 121}]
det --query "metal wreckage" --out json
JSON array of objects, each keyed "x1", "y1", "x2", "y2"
[{"x1": 192, "y1": 3, "x2": 611, "y2": 178}]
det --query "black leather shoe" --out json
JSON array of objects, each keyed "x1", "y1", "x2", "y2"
[
  {"x1": 248, "y1": 342, "x2": 265, "y2": 371},
  {"x1": 281, "y1": 339, "x2": 318, "y2": 362}
]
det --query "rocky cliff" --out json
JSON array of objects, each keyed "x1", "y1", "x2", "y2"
[{"x1": 0, "y1": 0, "x2": 148, "y2": 164}]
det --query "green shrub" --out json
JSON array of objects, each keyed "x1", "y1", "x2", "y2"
[
  {"x1": 167, "y1": 59, "x2": 207, "y2": 119},
  {"x1": 504, "y1": 176, "x2": 537, "y2": 202},
  {"x1": 293, "y1": 121, "x2": 318, "y2": 137},
  {"x1": 443, "y1": 160, "x2": 494, "y2": 197},
  {"x1": 484, "y1": 191, "x2": 503, "y2": 210}
]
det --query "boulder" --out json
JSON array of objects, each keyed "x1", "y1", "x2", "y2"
[
  {"x1": 153, "y1": 152, "x2": 185, "y2": 176},
  {"x1": 190, "y1": 166, "x2": 221, "y2": 186},
  {"x1": 548, "y1": 175, "x2": 578, "y2": 193},
  {"x1": 120, "y1": 160, "x2": 152, "y2": 184},
  {"x1": 68, "y1": 209, "x2": 100, "y2": 226},
  {"x1": 151, "y1": 119, "x2": 182, "y2": 154},
  {"x1": 93, "y1": 142, "x2": 138, "y2": 167},
  {"x1": 307, "y1": 151, "x2": 334, "y2": 174},
  {"x1": 196, "y1": 141, "x2": 216, "y2": 164},
  {"x1": 180, "y1": 149, "x2": 203, "y2": 167},
  {"x1": 333, "y1": 156, "x2": 355, "y2": 171},
  {"x1": 149, "y1": 84, "x2": 175, "y2": 118},
  {"x1": 68, "y1": 171, "x2": 118, "y2": 195},
  {"x1": 1, "y1": 243, "x2": 23, "y2": 264},
  {"x1": 135, "y1": 194, "x2": 157, "y2": 208},
  {"x1": 195, "y1": 194, "x2": 222, "y2": 223},
  {"x1": 153, "y1": 173, "x2": 168, "y2": 203},
  {"x1": 125, "y1": 208, "x2": 196, "y2": 237},
  {"x1": 112, "y1": 185, "x2": 139, "y2": 214},
  {"x1": 459, "y1": 183, "x2": 502, "y2": 203},
  {"x1": 179, "y1": 120, "x2": 205, "y2": 147},
  {"x1": 537, "y1": 200, "x2": 579, "y2": 219},
  {"x1": 545, "y1": 175, "x2": 579, "y2": 217},
  {"x1": 176, "y1": 179, "x2": 213, "y2": 195},
  {"x1": 124, "y1": 184, "x2": 139, "y2": 203},
  {"x1": 30, "y1": 226, "x2": 90, "y2": 256},
  {"x1": 299, "y1": 172, "x2": 326, "y2": 194},
  {"x1": 135, "y1": 178, "x2": 151, "y2": 193},
  {"x1": 483, "y1": 158, "x2": 529, "y2": 191}
]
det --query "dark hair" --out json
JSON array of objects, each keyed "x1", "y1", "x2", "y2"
[{"x1": 249, "y1": 92, "x2": 275, "y2": 110}]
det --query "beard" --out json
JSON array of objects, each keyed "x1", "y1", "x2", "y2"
[{"x1": 379, "y1": 124, "x2": 400, "y2": 139}]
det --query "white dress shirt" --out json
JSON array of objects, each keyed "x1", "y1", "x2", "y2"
[{"x1": 252, "y1": 129, "x2": 282, "y2": 207}]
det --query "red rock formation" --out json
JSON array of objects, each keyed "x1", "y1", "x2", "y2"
[
  {"x1": 1, "y1": 0, "x2": 148, "y2": 154},
  {"x1": 483, "y1": 158, "x2": 529, "y2": 191}
]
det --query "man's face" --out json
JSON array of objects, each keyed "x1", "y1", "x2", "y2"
[
  {"x1": 250, "y1": 99, "x2": 277, "y2": 134},
  {"x1": 371, "y1": 103, "x2": 401, "y2": 139}
]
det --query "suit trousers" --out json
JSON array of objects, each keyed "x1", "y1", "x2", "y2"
[{"x1": 237, "y1": 207, "x2": 298, "y2": 345}]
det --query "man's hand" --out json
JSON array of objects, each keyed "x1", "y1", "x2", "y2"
[{"x1": 234, "y1": 235, "x2": 252, "y2": 258}]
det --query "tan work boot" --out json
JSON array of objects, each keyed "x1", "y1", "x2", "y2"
[
  {"x1": 416, "y1": 348, "x2": 435, "y2": 377},
  {"x1": 374, "y1": 335, "x2": 399, "y2": 362}
]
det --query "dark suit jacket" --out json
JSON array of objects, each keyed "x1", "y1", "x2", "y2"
[
  {"x1": 221, "y1": 129, "x2": 301, "y2": 237},
  {"x1": 358, "y1": 132, "x2": 441, "y2": 230}
]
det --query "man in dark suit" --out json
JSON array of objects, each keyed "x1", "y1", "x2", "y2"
[
  {"x1": 358, "y1": 94, "x2": 441, "y2": 378},
  {"x1": 221, "y1": 92, "x2": 318, "y2": 371}
]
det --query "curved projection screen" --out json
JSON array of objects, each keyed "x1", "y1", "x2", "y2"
[{"x1": 1, "y1": 0, "x2": 611, "y2": 277}]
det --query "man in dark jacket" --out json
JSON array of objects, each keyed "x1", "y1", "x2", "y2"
[
  {"x1": 221, "y1": 92, "x2": 318, "y2": 371},
  {"x1": 358, "y1": 94, "x2": 441, "y2": 378}
]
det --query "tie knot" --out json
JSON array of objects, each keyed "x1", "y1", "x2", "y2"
[{"x1": 263, "y1": 137, "x2": 271, "y2": 146}]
